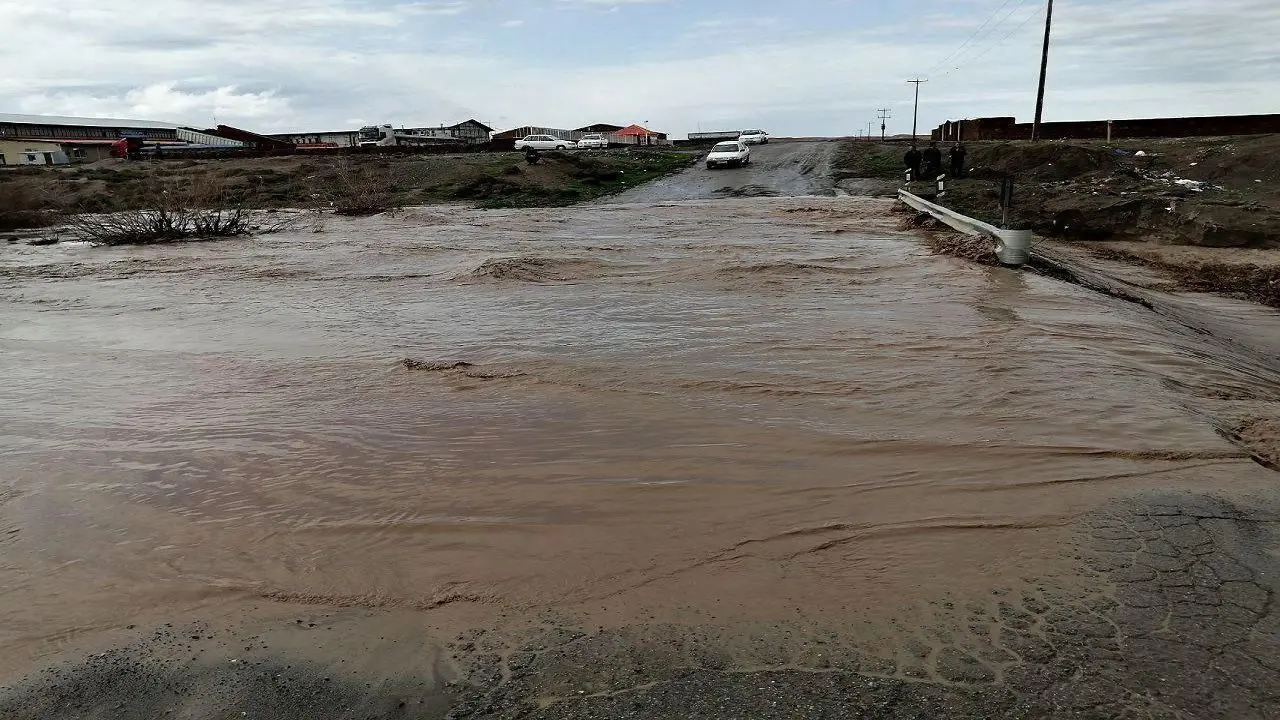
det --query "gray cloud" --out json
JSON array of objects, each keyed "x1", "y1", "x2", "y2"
[{"x1": 1, "y1": 0, "x2": 1276, "y2": 136}]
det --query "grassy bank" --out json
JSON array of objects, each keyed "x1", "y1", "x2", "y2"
[{"x1": 0, "y1": 150, "x2": 697, "y2": 230}]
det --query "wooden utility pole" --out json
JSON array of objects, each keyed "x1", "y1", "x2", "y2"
[
  {"x1": 876, "y1": 108, "x2": 892, "y2": 140},
  {"x1": 907, "y1": 79, "x2": 927, "y2": 143},
  {"x1": 1032, "y1": 0, "x2": 1054, "y2": 141}
]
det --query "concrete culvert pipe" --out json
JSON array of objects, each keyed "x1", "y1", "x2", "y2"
[{"x1": 995, "y1": 229, "x2": 1033, "y2": 267}]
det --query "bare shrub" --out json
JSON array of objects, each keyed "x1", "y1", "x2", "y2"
[
  {"x1": 65, "y1": 176, "x2": 297, "y2": 246},
  {"x1": 309, "y1": 158, "x2": 401, "y2": 216}
]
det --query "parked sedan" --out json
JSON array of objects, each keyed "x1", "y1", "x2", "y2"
[
  {"x1": 706, "y1": 141, "x2": 750, "y2": 169},
  {"x1": 738, "y1": 129, "x2": 769, "y2": 145},
  {"x1": 514, "y1": 135, "x2": 576, "y2": 151},
  {"x1": 577, "y1": 133, "x2": 608, "y2": 149}
]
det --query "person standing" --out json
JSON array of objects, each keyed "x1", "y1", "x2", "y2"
[
  {"x1": 903, "y1": 145, "x2": 922, "y2": 182},
  {"x1": 921, "y1": 141, "x2": 943, "y2": 180},
  {"x1": 949, "y1": 143, "x2": 967, "y2": 178}
]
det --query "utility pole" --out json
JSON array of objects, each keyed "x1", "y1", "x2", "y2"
[
  {"x1": 1032, "y1": 0, "x2": 1054, "y2": 141},
  {"x1": 876, "y1": 108, "x2": 892, "y2": 141},
  {"x1": 867, "y1": 121, "x2": 875, "y2": 140},
  {"x1": 907, "y1": 78, "x2": 927, "y2": 144}
]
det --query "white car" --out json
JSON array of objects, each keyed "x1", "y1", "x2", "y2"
[
  {"x1": 738, "y1": 129, "x2": 769, "y2": 145},
  {"x1": 577, "y1": 133, "x2": 608, "y2": 149},
  {"x1": 706, "y1": 141, "x2": 750, "y2": 169},
  {"x1": 514, "y1": 135, "x2": 576, "y2": 151}
]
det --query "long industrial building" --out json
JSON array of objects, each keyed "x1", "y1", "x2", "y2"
[
  {"x1": 269, "y1": 119, "x2": 494, "y2": 149},
  {"x1": 0, "y1": 113, "x2": 245, "y2": 165}
]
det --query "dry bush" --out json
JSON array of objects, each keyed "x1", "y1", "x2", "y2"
[
  {"x1": 309, "y1": 158, "x2": 401, "y2": 216},
  {"x1": 65, "y1": 175, "x2": 297, "y2": 245}
]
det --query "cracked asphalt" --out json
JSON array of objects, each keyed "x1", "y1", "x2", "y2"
[{"x1": 440, "y1": 491, "x2": 1280, "y2": 719}]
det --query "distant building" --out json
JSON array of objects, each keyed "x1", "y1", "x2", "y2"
[
  {"x1": 615, "y1": 124, "x2": 669, "y2": 146},
  {"x1": 270, "y1": 120, "x2": 492, "y2": 149},
  {"x1": 0, "y1": 139, "x2": 67, "y2": 166},
  {"x1": 0, "y1": 112, "x2": 245, "y2": 164},
  {"x1": 0, "y1": 112, "x2": 174, "y2": 165},
  {"x1": 441, "y1": 119, "x2": 493, "y2": 144},
  {"x1": 205, "y1": 125, "x2": 295, "y2": 152},
  {"x1": 491, "y1": 125, "x2": 574, "y2": 151},
  {"x1": 569, "y1": 123, "x2": 626, "y2": 146},
  {"x1": 267, "y1": 130, "x2": 358, "y2": 149},
  {"x1": 574, "y1": 123, "x2": 625, "y2": 135},
  {"x1": 687, "y1": 130, "x2": 740, "y2": 141},
  {"x1": 493, "y1": 125, "x2": 574, "y2": 141}
]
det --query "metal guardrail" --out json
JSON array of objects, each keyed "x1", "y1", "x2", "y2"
[{"x1": 898, "y1": 189, "x2": 1032, "y2": 266}]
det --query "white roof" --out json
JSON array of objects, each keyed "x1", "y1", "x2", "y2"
[{"x1": 0, "y1": 112, "x2": 181, "y2": 130}]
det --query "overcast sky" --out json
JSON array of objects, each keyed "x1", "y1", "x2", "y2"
[{"x1": 4, "y1": 0, "x2": 1277, "y2": 136}]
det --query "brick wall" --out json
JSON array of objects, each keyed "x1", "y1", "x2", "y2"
[{"x1": 932, "y1": 113, "x2": 1280, "y2": 142}]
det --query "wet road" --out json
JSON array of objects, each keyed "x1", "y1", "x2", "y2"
[
  {"x1": 1, "y1": 156, "x2": 1280, "y2": 718},
  {"x1": 611, "y1": 139, "x2": 840, "y2": 202}
]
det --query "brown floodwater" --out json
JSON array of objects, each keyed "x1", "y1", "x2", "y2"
[{"x1": 1, "y1": 197, "x2": 1277, "y2": 678}]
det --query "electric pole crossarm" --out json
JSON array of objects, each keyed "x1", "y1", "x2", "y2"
[{"x1": 876, "y1": 108, "x2": 893, "y2": 141}]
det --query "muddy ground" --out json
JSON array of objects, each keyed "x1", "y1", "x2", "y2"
[
  {"x1": 0, "y1": 148, "x2": 695, "y2": 232},
  {"x1": 3, "y1": 140, "x2": 1280, "y2": 719},
  {"x1": 835, "y1": 136, "x2": 1280, "y2": 307},
  {"x1": 4, "y1": 492, "x2": 1279, "y2": 719}
]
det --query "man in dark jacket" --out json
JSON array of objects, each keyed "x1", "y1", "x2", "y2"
[
  {"x1": 949, "y1": 143, "x2": 967, "y2": 178},
  {"x1": 903, "y1": 146, "x2": 922, "y2": 181},
  {"x1": 921, "y1": 142, "x2": 943, "y2": 180}
]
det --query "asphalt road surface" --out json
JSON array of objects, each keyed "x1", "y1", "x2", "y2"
[{"x1": 610, "y1": 139, "x2": 841, "y2": 203}]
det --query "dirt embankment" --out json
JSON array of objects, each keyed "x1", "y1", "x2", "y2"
[
  {"x1": 836, "y1": 137, "x2": 1280, "y2": 307},
  {"x1": 836, "y1": 136, "x2": 1280, "y2": 248},
  {"x1": 0, "y1": 150, "x2": 695, "y2": 231}
]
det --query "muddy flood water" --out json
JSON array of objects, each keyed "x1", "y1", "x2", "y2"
[{"x1": 3, "y1": 190, "x2": 1280, "y2": 718}]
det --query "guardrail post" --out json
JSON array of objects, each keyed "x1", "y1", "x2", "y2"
[{"x1": 898, "y1": 188, "x2": 1032, "y2": 268}]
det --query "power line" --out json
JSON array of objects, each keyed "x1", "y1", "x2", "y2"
[
  {"x1": 936, "y1": 0, "x2": 1038, "y2": 76},
  {"x1": 938, "y1": 2, "x2": 1043, "y2": 78},
  {"x1": 922, "y1": 0, "x2": 1021, "y2": 76}
]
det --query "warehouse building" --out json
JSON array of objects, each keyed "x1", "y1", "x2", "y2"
[
  {"x1": 270, "y1": 120, "x2": 493, "y2": 150},
  {"x1": 0, "y1": 113, "x2": 245, "y2": 165},
  {"x1": 492, "y1": 125, "x2": 574, "y2": 145},
  {"x1": 270, "y1": 130, "x2": 359, "y2": 149}
]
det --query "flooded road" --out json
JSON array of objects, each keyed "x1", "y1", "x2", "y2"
[
  {"x1": 611, "y1": 139, "x2": 840, "y2": 202},
  {"x1": 2, "y1": 178, "x2": 1280, "y2": 717}
]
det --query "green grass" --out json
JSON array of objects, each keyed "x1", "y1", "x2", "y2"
[
  {"x1": 471, "y1": 151, "x2": 694, "y2": 209},
  {"x1": 10, "y1": 150, "x2": 698, "y2": 217},
  {"x1": 859, "y1": 152, "x2": 903, "y2": 178}
]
